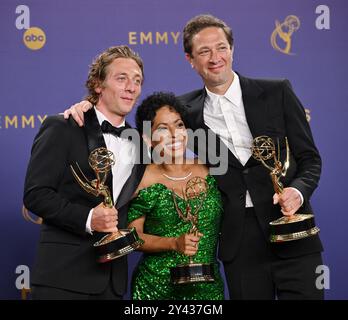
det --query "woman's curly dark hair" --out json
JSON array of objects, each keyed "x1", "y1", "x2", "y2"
[{"x1": 135, "y1": 92, "x2": 187, "y2": 136}]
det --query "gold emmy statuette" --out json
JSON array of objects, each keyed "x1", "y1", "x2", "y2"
[
  {"x1": 170, "y1": 176, "x2": 215, "y2": 284},
  {"x1": 70, "y1": 147, "x2": 143, "y2": 263},
  {"x1": 251, "y1": 136, "x2": 320, "y2": 243}
]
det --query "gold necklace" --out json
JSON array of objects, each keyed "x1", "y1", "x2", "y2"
[{"x1": 162, "y1": 171, "x2": 192, "y2": 181}]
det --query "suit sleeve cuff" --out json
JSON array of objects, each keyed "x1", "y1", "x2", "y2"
[{"x1": 289, "y1": 187, "x2": 304, "y2": 206}]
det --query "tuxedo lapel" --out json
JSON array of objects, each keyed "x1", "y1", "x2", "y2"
[
  {"x1": 116, "y1": 163, "x2": 145, "y2": 210},
  {"x1": 184, "y1": 88, "x2": 207, "y2": 131},
  {"x1": 184, "y1": 88, "x2": 242, "y2": 168},
  {"x1": 238, "y1": 74, "x2": 268, "y2": 138},
  {"x1": 116, "y1": 133, "x2": 146, "y2": 210},
  {"x1": 83, "y1": 108, "x2": 114, "y2": 204},
  {"x1": 84, "y1": 108, "x2": 107, "y2": 154}
]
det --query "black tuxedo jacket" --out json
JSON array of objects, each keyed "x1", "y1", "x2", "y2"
[
  {"x1": 179, "y1": 74, "x2": 323, "y2": 261},
  {"x1": 24, "y1": 109, "x2": 145, "y2": 295}
]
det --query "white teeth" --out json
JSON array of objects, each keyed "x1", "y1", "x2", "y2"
[{"x1": 166, "y1": 141, "x2": 182, "y2": 149}]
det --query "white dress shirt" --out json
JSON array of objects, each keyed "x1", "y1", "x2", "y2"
[
  {"x1": 204, "y1": 72, "x2": 254, "y2": 207},
  {"x1": 203, "y1": 72, "x2": 303, "y2": 208},
  {"x1": 86, "y1": 107, "x2": 136, "y2": 233}
]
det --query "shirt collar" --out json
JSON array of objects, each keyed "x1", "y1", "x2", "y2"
[
  {"x1": 205, "y1": 71, "x2": 242, "y2": 107},
  {"x1": 94, "y1": 107, "x2": 126, "y2": 128}
]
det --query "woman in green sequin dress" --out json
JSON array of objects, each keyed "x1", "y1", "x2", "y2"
[{"x1": 128, "y1": 92, "x2": 224, "y2": 300}]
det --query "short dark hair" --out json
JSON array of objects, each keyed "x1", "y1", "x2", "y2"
[
  {"x1": 85, "y1": 45, "x2": 144, "y2": 105},
  {"x1": 183, "y1": 14, "x2": 234, "y2": 56},
  {"x1": 135, "y1": 92, "x2": 187, "y2": 136}
]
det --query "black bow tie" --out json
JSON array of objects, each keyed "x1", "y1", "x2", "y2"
[{"x1": 101, "y1": 120, "x2": 126, "y2": 137}]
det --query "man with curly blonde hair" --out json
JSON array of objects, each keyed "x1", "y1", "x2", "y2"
[{"x1": 24, "y1": 45, "x2": 145, "y2": 299}]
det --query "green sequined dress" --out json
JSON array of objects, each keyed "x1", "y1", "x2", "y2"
[{"x1": 128, "y1": 175, "x2": 224, "y2": 300}]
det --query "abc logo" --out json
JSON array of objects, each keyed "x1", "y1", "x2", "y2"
[{"x1": 23, "y1": 27, "x2": 46, "y2": 50}]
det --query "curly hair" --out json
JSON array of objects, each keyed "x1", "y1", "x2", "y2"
[
  {"x1": 183, "y1": 14, "x2": 234, "y2": 56},
  {"x1": 85, "y1": 46, "x2": 144, "y2": 105},
  {"x1": 135, "y1": 92, "x2": 187, "y2": 136}
]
